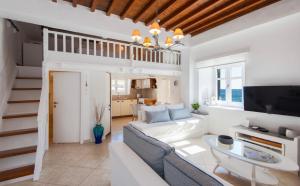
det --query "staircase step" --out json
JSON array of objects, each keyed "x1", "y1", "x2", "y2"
[
  {"x1": 0, "y1": 133, "x2": 38, "y2": 152},
  {"x1": 0, "y1": 128, "x2": 38, "y2": 137},
  {"x1": 0, "y1": 164, "x2": 34, "y2": 182},
  {"x1": 0, "y1": 117, "x2": 37, "y2": 133},
  {"x1": 13, "y1": 79, "x2": 42, "y2": 89},
  {"x1": 16, "y1": 77, "x2": 42, "y2": 80},
  {"x1": 2, "y1": 113, "x2": 38, "y2": 119},
  {"x1": 9, "y1": 90, "x2": 41, "y2": 101},
  {"x1": 0, "y1": 153, "x2": 35, "y2": 172},
  {"x1": 12, "y1": 88, "x2": 41, "y2": 91},
  {"x1": 0, "y1": 146, "x2": 37, "y2": 158},
  {"x1": 4, "y1": 102, "x2": 39, "y2": 116},
  {"x1": 8, "y1": 100, "x2": 40, "y2": 104},
  {"x1": 16, "y1": 66, "x2": 42, "y2": 78}
]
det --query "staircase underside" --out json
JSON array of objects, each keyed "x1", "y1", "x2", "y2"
[{"x1": 0, "y1": 66, "x2": 42, "y2": 183}]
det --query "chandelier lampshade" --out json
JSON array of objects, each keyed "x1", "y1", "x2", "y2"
[
  {"x1": 173, "y1": 28, "x2": 184, "y2": 40},
  {"x1": 149, "y1": 21, "x2": 161, "y2": 35},
  {"x1": 165, "y1": 36, "x2": 173, "y2": 47},
  {"x1": 131, "y1": 29, "x2": 141, "y2": 42},
  {"x1": 143, "y1": 37, "x2": 152, "y2": 47},
  {"x1": 131, "y1": 22, "x2": 184, "y2": 49}
]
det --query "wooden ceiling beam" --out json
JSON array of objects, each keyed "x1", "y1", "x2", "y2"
[
  {"x1": 165, "y1": 0, "x2": 220, "y2": 31},
  {"x1": 72, "y1": 0, "x2": 78, "y2": 7},
  {"x1": 145, "y1": 0, "x2": 177, "y2": 26},
  {"x1": 120, "y1": 0, "x2": 135, "y2": 20},
  {"x1": 106, "y1": 0, "x2": 115, "y2": 16},
  {"x1": 159, "y1": 0, "x2": 199, "y2": 27},
  {"x1": 190, "y1": 0, "x2": 280, "y2": 36},
  {"x1": 133, "y1": 0, "x2": 156, "y2": 23},
  {"x1": 90, "y1": 0, "x2": 98, "y2": 12},
  {"x1": 184, "y1": 0, "x2": 247, "y2": 34}
]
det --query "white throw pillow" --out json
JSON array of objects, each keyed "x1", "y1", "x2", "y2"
[
  {"x1": 140, "y1": 105, "x2": 166, "y2": 121},
  {"x1": 165, "y1": 103, "x2": 184, "y2": 110}
]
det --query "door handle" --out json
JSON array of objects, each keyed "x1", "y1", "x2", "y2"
[{"x1": 54, "y1": 101, "x2": 58, "y2": 108}]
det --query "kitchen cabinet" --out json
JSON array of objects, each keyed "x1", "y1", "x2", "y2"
[
  {"x1": 136, "y1": 80, "x2": 143, "y2": 89},
  {"x1": 112, "y1": 100, "x2": 121, "y2": 117},
  {"x1": 112, "y1": 99, "x2": 137, "y2": 117},
  {"x1": 131, "y1": 78, "x2": 157, "y2": 89}
]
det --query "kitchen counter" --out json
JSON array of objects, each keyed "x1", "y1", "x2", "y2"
[{"x1": 112, "y1": 98, "x2": 138, "y2": 101}]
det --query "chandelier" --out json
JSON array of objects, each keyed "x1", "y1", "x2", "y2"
[{"x1": 131, "y1": 21, "x2": 184, "y2": 50}]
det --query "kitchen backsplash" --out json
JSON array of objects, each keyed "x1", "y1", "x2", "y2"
[{"x1": 112, "y1": 88, "x2": 157, "y2": 100}]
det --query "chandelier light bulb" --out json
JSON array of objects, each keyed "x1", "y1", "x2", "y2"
[
  {"x1": 165, "y1": 36, "x2": 173, "y2": 47},
  {"x1": 131, "y1": 29, "x2": 141, "y2": 42},
  {"x1": 149, "y1": 21, "x2": 161, "y2": 35},
  {"x1": 173, "y1": 28, "x2": 184, "y2": 40},
  {"x1": 143, "y1": 37, "x2": 152, "y2": 47}
]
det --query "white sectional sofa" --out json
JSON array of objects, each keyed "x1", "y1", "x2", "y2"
[
  {"x1": 110, "y1": 104, "x2": 232, "y2": 186},
  {"x1": 110, "y1": 124, "x2": 232, "y2": 186}
]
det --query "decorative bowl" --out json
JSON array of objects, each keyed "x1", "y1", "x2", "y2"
[{"x1": 218, "y1": 135, "x2": 233, "y2": 145}]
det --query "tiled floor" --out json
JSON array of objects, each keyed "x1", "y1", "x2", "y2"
[
  {"x1": 6, "y1": 117, "x2": 300, "y2": 186},
  {"x1": 6, "y1": 117, "x2": 130, "y2": 186}
]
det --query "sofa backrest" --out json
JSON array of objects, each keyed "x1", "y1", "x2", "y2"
[
  {"x1": 164, "y1": 151, "x2": 224, "y2": 186},
  {"x1": 123, "y1": 125, "x2": 174, "y2": 178}
]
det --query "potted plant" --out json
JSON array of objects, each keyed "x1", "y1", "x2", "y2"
[
  {"x1": 93, "y1": 104, "x2": 105, "y2": 144},
  {"x1": 191, "y1": 102, "x2": 200, "y2": 113}
]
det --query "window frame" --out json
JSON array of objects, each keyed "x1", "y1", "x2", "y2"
[{"x1": 215, "y1": 63, "x2": 245, "y2": 108}]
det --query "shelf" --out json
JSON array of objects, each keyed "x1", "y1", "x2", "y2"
[
  {"x1": 237, "y1": 136, "x2": 283, "y2": 154},
  {"x1": 231, "y1": 125, "x2": 300, "y2": 172}
]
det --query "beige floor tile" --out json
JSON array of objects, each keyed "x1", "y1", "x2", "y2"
[
  {"x1": 4, "y1": 181, "x2": 56, "y2": 186},
  {"x1": 38, "y1": 164, "x2": 70, "y2": 184},
  {"x1": 80, "y1": 169, "x2": 111, "y2": 186},
  {"x1": 54, "y1": 166, "x2": 94, "y2": 186}
]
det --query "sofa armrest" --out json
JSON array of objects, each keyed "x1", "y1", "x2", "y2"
[{"x1": 109, "y1": 142, "x2": 169, "y2": 186}]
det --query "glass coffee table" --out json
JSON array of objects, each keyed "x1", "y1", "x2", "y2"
[{"x1": 205, "y1": 135, "x2": 299, "y2": 186}]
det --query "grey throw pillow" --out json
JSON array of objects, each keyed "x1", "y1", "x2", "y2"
[
  {"x1": 169, "y1": 108, "x2": 192, "y2": 120},
  {"x1": 145, "y1": 109, "x2": 171, "y2": 123}
]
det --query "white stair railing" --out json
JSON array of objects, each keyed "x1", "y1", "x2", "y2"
[
  {"x1": 33, "y1": 70, "x2": 48, "y2": 180},
  {"x1": 33, "y1": 33, "x2": 49, "y2": 180},
  {"x1": 44, "y1": 28, "x2": 181, "y2": 66}
]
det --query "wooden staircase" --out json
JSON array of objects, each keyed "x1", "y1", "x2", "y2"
[{"x1": 0, "y1": 66, "x2": 42, "y2": 183}]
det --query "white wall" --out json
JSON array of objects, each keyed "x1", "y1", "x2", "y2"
[
  {"x1": 156, "y1": 77, "x2": 181, "y2": 104},
  {"x1": 180, "y1": 48, "x2": 194, "y2": 108},
  {"x1": 191, "y1": 12, "x2": 300, "y2": 135},
  {"x1": 23, "y1": 42, "x2": 43, "y2": 66},
  {"x1": 0, "y1": 18, "x2": 17, "y2": 123}
]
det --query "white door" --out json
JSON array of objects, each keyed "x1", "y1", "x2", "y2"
[
  {"x1": 53, "y1": 72, "x2": 81, "y2": 143},
  {"x1": 103, "y1": 73, "x2": 111, "y2": 135},
  {"x1": 89, "y1": 72, "x2": 111, "y2": 136}
]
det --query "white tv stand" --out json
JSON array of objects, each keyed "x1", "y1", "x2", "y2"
[{"x1": 230, "y1": 125, "x2": 300, "y2": 174}]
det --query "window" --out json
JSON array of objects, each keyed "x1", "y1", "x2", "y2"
[
  {"x1": 216, "y1": 63, "x2": 244, "y2": 107},
  {"x1": 112, "y1": 79, "x2": 131, "y2": 95}
]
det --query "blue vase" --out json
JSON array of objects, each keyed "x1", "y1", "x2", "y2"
[{"x1": 93, "y1": 124, "x2": 104, "y2": 144}]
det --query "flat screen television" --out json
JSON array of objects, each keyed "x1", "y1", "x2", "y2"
[{"x1": 244, "y1": 86, "x2": 300, "y2": 117}]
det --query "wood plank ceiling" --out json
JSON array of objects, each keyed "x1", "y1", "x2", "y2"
[{"x1": 58, "y1": 0, "x2": 280, "y2": 37}]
